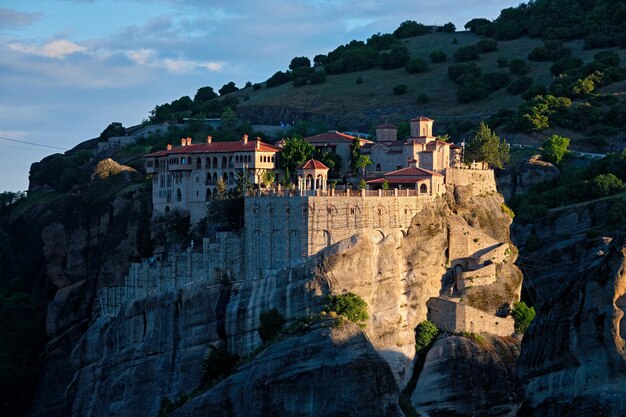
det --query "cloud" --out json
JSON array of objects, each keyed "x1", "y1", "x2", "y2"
[
  {"x1": 126, "y1": 48, "x2": 155, "y2": 65},
  {"x1": 0, "y1": 8, "x2": 43, "y2": 29},
  {"x1": 8, "y1": 39, "x2": 86, "y2": 59},
  {"x1": 162, "y1": 58, "x2": 224, "y2": 73}
]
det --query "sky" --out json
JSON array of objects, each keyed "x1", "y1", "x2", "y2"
[{"x1": 0, "y1": 0, "x2": 520, "y2": 192}]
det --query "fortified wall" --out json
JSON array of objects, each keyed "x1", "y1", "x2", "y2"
[
  {"x1": 426, "y1": 297, "x2": 515, "y2": 336},
  {"x1": 445, "y1": 167, "x2": 497, "y2": 195}
]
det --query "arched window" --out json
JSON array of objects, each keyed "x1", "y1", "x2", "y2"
[
  {"x1": 196, "y1": 157, "x2": 201, "y2": 169},
  {"x1": 206, "y1": 157, "x2": 211, "y2": 169},
  {"x1": 212, "y1": 172, "x2": 218, "y2": 184},
  {"x1": 229, "y1": 172, "x2": 235, "y2": 185},
  {"x1": 176, "y1": 189, "x2": 182, "y2": 202},
  {"x1": 420, "y1": 183, "x2": 428, "y2": 194},
  {"x1": 212, "y1": 157, "x2": 218, "y2": 168},
  {"x1": 221, "y1": 156, "x2": 227, "y2": 169},
  {"x1": 376, "y1": 164, "x2": 381, "y2": 171}
]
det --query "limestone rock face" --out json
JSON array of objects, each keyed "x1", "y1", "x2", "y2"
[
  {"x1": 170, "y1": 320, "x2": 404, "y2": 417},
  {"x1": 498, "y1": 154, "x2": 560, "y2": 201},
  {"x1": 517, "y1": 241, "x2": 626, "y2": 416},
  {"x1": 412, "y1": 335, "x2": 522, "y2": 417}
]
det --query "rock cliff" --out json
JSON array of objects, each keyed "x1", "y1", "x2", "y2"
[
  {"x1": 497, "y1": 154, "x2": 560, "y2": 201},
  {"x1": 171, "y1": 320, "x2": 404, "y2": 417},
  {"x1": 517, "y1": 237, "x2": 626, "y2": 416}
]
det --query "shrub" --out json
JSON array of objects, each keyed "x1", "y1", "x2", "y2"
[
  {"x1": 258, "y1": 308, "x2": 286, "y2": 343},
  {"x1": 201, "y1": 343, "x2": 239, "y2": 385},
  {"x1": 366, "y1": 32, "x2": 400, "y2": 50},
  {"x1": 593, "y1": 50, "x2": 620, "y2": 67},
  {"x1": 496, "y1": 57, "x2": 509, "y2": 68},
  {"x1": 528, "y1": 46, "x2": 553, "y2": 61},
  {"x1": 289, "y1": 56, "x2": 311, "y2": 71},
  {"x1": 266, "y1": 70, "x2": 291, "y2": 88},
  {"x1": 359, "y1": 179, "x2": 367, "y2": 189},
  {"x1": 453, "y1": 45, "x2": 480, "y2": 61},
  {"x1": 405, "y1": 58, "x2": 428, "y2": 73},
  {"x1": 550, "y1": 57, "x2": 583, "y2": 76},
  {"x1": 483, "y1": 72, "x2": 511, "y2": 91},
  {"x1": 511, "y1": 302, "x2": 536, "y2": 334},
  {"x1": 521, "y1": 85, "x2": 547, "y2": 100},
  {"x1": 477, "y1": 39, "x2": 498, "y2": 53},
  {"x1": 441, "y1": 22, "x2": 456, "y2": 33},
  {"x1": 542, "y1": 135, "x2": 570, "y2": 164},
  {"x1": 448, "y1": 63, "x2": 482, "y2": 84},
  {"x1": 457, "y1": 80, "x2": 489, "y2": 103},
  {"x1": 394, "y1": 20, "x2": 430, "y2": 38},
  {"x1": 379, "y1": 46, "x2": 411, "y2": 70},
  {"x1": 218, "y1": 81, "x2": 238, "y2": 96},
  {"x1": 252, "y1": 83, "x2": 262, "y2": 91},
  {"x1": 507, "y1": 76, "x2": 533, "y2": 95},
  {"x1": 393, "y1": 84, "x2": 408, "y2": 95},
  {"x1": 308, "y1": 69, "x2": 327, "y2": 84},
  {"x1": 429, "y1": 50, "x2": 447, "y2": 63},
  {"x1": 356, "y1": 76, "x2": 363, "y2": 84},
  {"x1": 592, "y1": 173, "x2": 624, "y2": 196},
  {"x1": 323, "y1": 292, "x2": 368, "y2": 327},
  {"x1": 509, "y1": 58, "x2": 527, "y2": 75},
  {"x1": 417, "y1": 93, "x2": 430, "y2": 104},
  {"x1": 501, "y1": 203, "x2": 515, "y2": 219},
  {"x1": 415, "y1": 320, "x2": 439, "y2": 355}
]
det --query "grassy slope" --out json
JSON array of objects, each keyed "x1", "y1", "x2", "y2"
[{"x1": 228, "y1": 31, "x2": 626, "y2": 129}]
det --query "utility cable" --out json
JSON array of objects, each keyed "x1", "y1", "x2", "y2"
[{"x1": 0, "y1": 135, "x2": 69, "y2": 151}]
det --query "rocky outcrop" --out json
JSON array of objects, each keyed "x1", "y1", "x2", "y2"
[
  {"x1": 498, "y1": 154, "x2": 560, "y2": 201},
  {"x1": 171, "y1": 320, "x2": 404, "y2": 417},
  {"x1": 412, "y1": 335, "x2": 522, "y2": 417},
  {"x1": 517, "y1": 239, "x2": 626, "y2": 416}
]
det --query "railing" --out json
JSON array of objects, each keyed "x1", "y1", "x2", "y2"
[{"x1": 246, "y1": 188, "x2": 435, "y2": 198}]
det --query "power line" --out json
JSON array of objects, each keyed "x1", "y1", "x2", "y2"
[{"x1": 0, "y1": 136, "x2": 69, "y2": 151}]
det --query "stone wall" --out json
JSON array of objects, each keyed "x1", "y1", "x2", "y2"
[
  {"x1": 427, "y1": 297, "x2": 515, "y2": 336},
  {"x1": 243, "y1": 194, "x2": 434, "y2": 275},
  {"x1": 446, "y1": 167, "x2": 497, "y2": 195},
  {"x1": 97, "y1": 232, "x2": 242, "y2": 316},
  {"x1": 457, "y1": 263, "x2": 497, "y2": 291}
]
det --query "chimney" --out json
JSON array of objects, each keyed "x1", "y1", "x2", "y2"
[
  {"x1": 167, "y1": 144, "x2": 172, "y2": 150},
  {"x1": 186, "y1": 137, "x2": 192, "y2": 146},
  {"x1": 255, "y1": 138, "x2": 261, "y2": 150},
  {"x1": 181, "y1": 138, "x2": 186, "y2": 147},
  {"x1": 207, "y1": 135, "x2": 212, "y2": 144},
  {"x1": 242, "y1": 134, "x2": 249, "y2": 144},
  {"x1": 408, "y1": 158, "x2": 418, "y2": 168}
]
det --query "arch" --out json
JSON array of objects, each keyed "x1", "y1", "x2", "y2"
[
  {"x1": 212, "y1": 157, "x2": 218, "y2": 168},
  {"x1": 222, "y1": 172, "x2": 228, "y2": 183},
  {"x1": 322, "y1": 230, "x2": 332, "y2": 247},
  {"x1": 205, "y1": 188, "x2": 211, "y2": 201},
  {"x1": 229, "y1": 172, "x2": 235, "y2": 185},
  {"x1": 196, "y1": 157, "x2": 201, "y2": 169},
  {"x1": 316, "y1": 174, "x2": 323, "y2": 189},
  {"x1": 221, "y1": 156, "x2": 227, "y2": 169},
  {"x1": 165, "y1": 205, "x2": 170, "y2": 214},
  {"x1": 346, "y1": 205, "x2": 362, "y2": 228},
  {"x1": 176, "y1": 188, "x2": 182, "y2": 202},
  {"x1": 306, "y1": 174, "x2": 314, "y2": 190},
  {"x1": 420, "y1": 183, "x2": 428, "y2": 194},
  {"x1": 376, "y1": 164, "x2": 381, "y2": 171},
  {"x1": 212, "y1": 172, "x2": 218, "y2": 184},
  {"x1": 229, "y1": 156, "x2": 233, "y2": 167},
  {"x1": 206, "y1": 157, "x2": 211, "y2": 169},
  {"x1": 374, "y1": 205, "x2": 388, "y2": 228}
]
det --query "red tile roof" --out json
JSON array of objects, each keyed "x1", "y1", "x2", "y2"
[
  {"x1": 367, "y1": 177, "x2": 430, "y2": 184},
  {"x1": 384, "y1": 166, "x2": 443, "y2": 177},
  {"x1": 145, "y1": 140, "x2": 280, "y2": 157},
  {"x1": 410, "y1": 116, "x2": 433, "y2": 122},
  {"x1": 297, "y1": 159, "x2": 329, "y2": 170},
  {"x1": 305, "y1": 131, "x2": 373, "y2": 144}
]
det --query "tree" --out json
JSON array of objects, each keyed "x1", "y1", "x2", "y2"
[
  {"x1": 441, "y1": 22, "x2": 456, "y2": 33},
  {"x1": 382, "y1": 179, "x2": 390, "y2": 190},
  {"x1": 405, "y1": 58, "x2": 428, "y2": 73},
  {"x1": 260, "y1": 170, "x2": 275, "y2": 188},
  {"x1": 279, "y1": 137, "x2": 314, "y2": 172},
  {"x1": 266, "y1": 70, "x2": 291, "y2": 88},
  {"x1": 258, "y1": 308, "x2": 285, "y2": 343},
  {"x1": 289, "y1": 56, "x2": 311, "y2": 71},
  {"x1": 0, "y1": 191, "x2": 25, "y2": 215},
  {"x1": 218, "y1": 81, "x2": 238, "y2": 96},
  {"x1": 99, "y1": 122, "x2": 125, "y2": 141},
  {"x1": 379, "y1": 46, "x2": 410, "y2": 70},
  {"x1": 354, "y1": 155, "x2": 372, "y2": 176},
  {"x1": 358, "y1": 179, "x2": 367, "y2": 190},
  {"x1": 509, "y1": 58, "x2": 526, "y2": 75},
  {"x1": 215, "y1": 178, "x2": 227, "y2": 198},
  {"x1": 592, "y1": 173, "x2": 624, "y2": 196},
  {"x1": 511, "y1": 302, "x2": 535, "y2": 334},
  {"x1": 220, "y1": 107, "x2": 239, "y2": 131},
  {"x1": 464, "y1": 18, "x2": 492, "y2": 35},
  {"x1": 429, "y1": 50, "x2": 447, "y2": 63},
  {"x1": 393, "y1": 20, "x2": 429, "y2": 38},
  {"x1": 465, "y1": 122, "x2": 510, "y2": 169},
  {"x1": 542, "y1": 135, "x2": 570, "y2": 164},
  {"x1": 476, "y1": 39, "x2": 498, "y2": 52},
  {"x1": 393, "y1": 84, "x2": 408, "y2": 95},
  {"x1": 414, "y1": 320, "x2": 439, "y2": 354},
  {"x1": 194, "y1": 86, "x2": 218, "y2": 102},
  {"x1": 453, "y1": 45, "x2": 480, "y2": 62},
  {"x1": 308, "y1": 69, "x2": 327, "y2": 84},
  {"x1": 324, "y1": 292, "x2": 368, "y2": 327}
]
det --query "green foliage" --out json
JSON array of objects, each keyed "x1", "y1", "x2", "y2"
[
  {"x1": 483, "y1": 72, "x2": 511, "y2": 91},
  {"x1": 98, "y1": 122, "x2": 126, "y2": 142},
  {"x1": 515, "y1": 94, "x2": 572, "y2": 132},
  {"x1": 476, "y1": 39, "x2": 498, "y2": 53},
  {"x1": 542, "y1": 135, "x2": 570, "y2": 164},
  {"x1": 258, "y1": 308, "x2": 286, "y2": 343},
  {"x1": 354, "y1": 155, "x2": 372, "y2": 175},
  {"x1": 465, "y1": 122, "x2": 510, "y2": 169},
  {"x1": 509, "y1": 58, "x2": 527, "y2": 75},
  {"x1": 592, "y1": 173, "x2": 624, "y2": 197},
  {"x1": 609, "y1": 200, "x2": 626, "y2": 225},
  {"x1": 193, "y1": 86, "x2": 218, "y2": 103},
  {"x1": 358, "y1": 179, "x2": 367, "y2": 190},
  {"x1": 366, "y1": 32, "x2": 400, "y2": 50},
  {"x1": 496, "y1": 57, "x2": 509, "y2": 68},
  {"x1": 218, "y1": 81, "x2": 238, "y2": 96},
  {"x1": 594, "y1": 50, "x2": 620, "y2": 67},
  {"x1": 461, "y1": 331, "x2": 485, "y2": 344},
  {"x1": 355, "y1": 76, "x2": 363, "y2": 84},
  {"x1": 323, "y1": 292, "x2": 369, "y2": 327},
  {"x1": 457, "y1": 80, "x2": 489, "y2": 103},
  {"x1": 252, "y1": 83, "x2": 262, "y2": 91},
  {"x1": 266, "y1": 70, "x2": 291, "y2": 88},
  {"x1": 382, "y1": 179, "x2": 390, "y2": 190},
  {"x1": 379, "y1": 46, "x2": 410, "y2": 70},
  {"x1": 289, "y1": 56, "x2": 311, "y2": 71},
  {"x1": 464, "y1": 18, "x2": 493, "y2": 36},
  {"x1": 417, "y1": 93, "x2": 430, "y2": 104},
  {"x1": 324, "y1": 40, "x2": 379, "y2": 74},
  {"x1": 201, "y1": 343, "x2": 239, "y2": 386},
  {"x1": 279, "y1": 137, "x2": 314, "y2": 172},
  {"x1": 260, "y1": 170, "x2": 275, "y2": 188},
  {"x1": 0, "y1": 290, "x2": 47, "y2": 417},
  {"x1": 447, "y1": 63, "x2": 482, "y2": 84},
  {"x1": 441, "y1": 22, "x2": 456, "y2": 33},
  {"x1": 313, "y1": 148, "x2": 341, "y2": 177},
  {"x1": 414, "y1": 320, "x2": 439, "y2": 355},
  {"x1": 429, "y1": 50, "x2": 447, "y2": 63},
  {"x1": 405, "y1": 58, "x2": 428, "y2": 74},
  {"x1": 511, "y1": 302, "x2": 536, "y2": 334},
  {"x1": 393, "y1": 20, "x2": 430, "y2": 38},
  {"x1": 500, "y1": 203, "x2": 515, "y2": 219},
  {"x1": 550, "y1": 57, "x2": 583, "y2": 76},
  {"x1": 308, "y1": 69, "x2": 327, "y2": 84},
  {"x1": 393, "y1": 84, "x2": 408, "y2": 95},
  {"x1": 0, "y1": 191, "x2": 26, "y2": 216},
  {"x1": 453, "y1": 45, "x2": 480, "y2": 62},
  {"x1": 207, "y1": 196, "x2": 244, "y2": 231}
]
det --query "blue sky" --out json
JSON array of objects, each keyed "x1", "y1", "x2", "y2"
[{"x1": 0, "y1": 0, "x2": 519, "y2": 192}]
